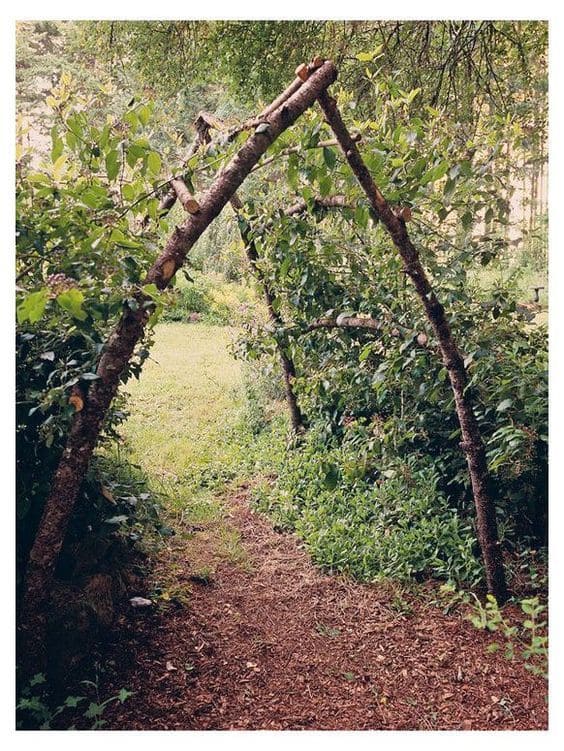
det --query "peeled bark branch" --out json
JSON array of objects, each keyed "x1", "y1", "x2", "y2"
[
  {"x1": 20, "y1": 61, "x2": 338, "y2": 674},
  {"x1": 318, "y1": 90, "x2": 507, "y2": 602},
  {"x1": 250, "y1": 134, "x2": 361, "y2": 174},
  {"x1": 305, "y1": 314, "x2": 382, "y2": 333},
  {"x1": 284, "y1": 194, "x2": 350, "y2": 217},
  {"x1": 170, "y1": 178, "x2": 200, "y2": 214}
]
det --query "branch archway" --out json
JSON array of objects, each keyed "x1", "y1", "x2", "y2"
[{"x1": 19, "y1": 57, "x2": 507, "y2": 676}]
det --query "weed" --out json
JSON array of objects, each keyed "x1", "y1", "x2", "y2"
[
  {"x1": 16, "y1": 671, "x2": 133, "y2": 730},
  {"x1": 437, "y1": 583, "x2": 548, "y2": 678}
]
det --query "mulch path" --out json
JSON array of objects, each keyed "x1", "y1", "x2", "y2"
[{"x1": 102, "y1": 488, "x2": 547, "y2": 730}]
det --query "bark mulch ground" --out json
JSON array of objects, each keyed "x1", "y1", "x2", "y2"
[{"x1": 102, "y1": 487, "x2": 548, "y2": 730}]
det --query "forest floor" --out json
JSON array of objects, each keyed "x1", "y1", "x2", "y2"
[{"x1": 100, "y1": 323, "x2": 547, "y2": 731}]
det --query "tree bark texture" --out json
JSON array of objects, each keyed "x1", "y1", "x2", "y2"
[
  {"x1": 19, "y1": 61, "x2": 338, "y2": 673},
  {"x1": 317, "y1": 91, "x2": 508, "y2": 602}
]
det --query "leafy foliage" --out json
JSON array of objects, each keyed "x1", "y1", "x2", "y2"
[
  {"x1": 16, "y1": 671, "x2": 133, "y2": 730},
  {"x1": 438, "y1": 584, "x2": 548, "y2": 678},
  {"x1": 16, "y1": 22, "x2": 547, "y2": 639},
  {"x1": 255, "y1": 432, "x2": 482, "y2": 584}
]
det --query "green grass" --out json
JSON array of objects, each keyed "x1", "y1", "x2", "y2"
[
  {"x1": 118, "y1": 322, "x2": 286, "y2": 570},
  {"x1": 122, "y1": 323, "x2": 244, "y2": 486}
]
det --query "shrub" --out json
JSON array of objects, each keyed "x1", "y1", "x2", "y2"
[
  {"x1": 162, "y1": 272, "x2": 258, "y2": 325},
  {"x1": 255, "y1": 428, "x2": 482, "y2": 584}
]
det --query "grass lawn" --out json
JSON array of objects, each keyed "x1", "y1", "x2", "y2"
[
  {"x1": 121, "y1": 323, "x2": 245, "y2": 487},
  {"x1": 115, "y1": 322, "x2": 286, "y2": 576}
]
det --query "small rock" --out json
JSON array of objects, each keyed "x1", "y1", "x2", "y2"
[{"x1": 130, "y1": 596, "x2": 152, "y2": 608}]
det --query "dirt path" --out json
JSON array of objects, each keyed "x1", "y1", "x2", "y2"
[{"x1": 103, "y1": 487, "x2": 547, "y2": 730}]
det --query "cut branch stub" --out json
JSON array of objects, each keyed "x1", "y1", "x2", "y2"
[
  {"x1": 170, "y1": 178, "x2": 200, "y2": 214},
  {"x1": 295, "y1": 63, "x2": 309, "y2": 81}
]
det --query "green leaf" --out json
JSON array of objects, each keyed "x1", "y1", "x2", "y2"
[
  {"x1": 110, "y1": 229, "x2": 143, "y2": 249},
  {"x1": 64, "y1": 696, "x2": 86, "y2": 708},
  {"x1": 57, "y1": 288, "x2": 87, "y2": 321},
  {"x1": 461, "y1": 212, "x2": 473, "y2": 231},
  {"x1": 323, "y1": 146, "x2": 337, "y2": 169},
  {"x1": 52, "y1": 154, "x2": 67, "y2": 181},
  {"x1": 359, "y1": 343, "x2": 373, "y2": 362},
  {"x1": 142, "y1": 283, "x2": 160, "y2": 300},
  {"x1": 17, "y1": 290, "x2": 49, "y2": 324},
  {"x1": 105, "y1": 150, "x2": 120, "y2": 181},
  {"x1": 51, "y1": 136, "x2": 64, "y2": 163},
  {"x1": 84, "y1": 702, "x2": 103, "y2": 719},
  {"x1": 26, "y1": 172, "x2": 50, "y2": 184},
  {"x1": 318, "y1": 174, "x2": 332, "y2": 197},
  {"x1": 147, "y1": 151, "x2": 162, "y2": 176},
  {"x1": 496, "y1": 398, "x2": 513, "y2": 412},
  {"x1": 137, "y1": 104, "x2": 151, "y2": 126},
  {"x1": 117, "y1": 688, "x2": 133, "y2": 703},
  {"x1": 322, "y1": 463, "x2": 339, "y2": 491},
  {"x1": 421, "y1": 161, "x2": 449, "y2": 185},
  {"x1": 355, "y1": 205, "x2": 369, "y2": 229},
  {"x1": 122, "y1": 183, "x2": 137, "y2": 202},
  {"x1": 29, "y1": 673, "x2": 47, "y2": 687}
]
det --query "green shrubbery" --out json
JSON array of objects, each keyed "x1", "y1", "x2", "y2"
[
  {"x1": 162, "y1": 272, "x2": 258, "y2": 325},
  {"x1": 16, "y1": 323, "x2": 163, "y2": 591},
  {"x1": 255, "y1": 427, "x2": 482, "y2": 584}
]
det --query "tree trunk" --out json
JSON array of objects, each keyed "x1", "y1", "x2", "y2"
[
  {"x1": 318, "y1": 91, "x2": 508, "y2": 602},
  {"x1": 230, "y1": 194, "x2": 305, "y2": 432},
  {"x1": 19, "y1": 61, "x2": 338, "y2": 674},
  {"x1": 230, "y1": 194, "x2": 353, "y2": 432}
]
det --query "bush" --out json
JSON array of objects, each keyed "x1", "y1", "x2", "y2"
[
  {"x1": 255, "y1": 428, "x2": 482, "y2": 584},
  {"x1": 162, "y1": 272, "x2": 258, "y2": 325}
]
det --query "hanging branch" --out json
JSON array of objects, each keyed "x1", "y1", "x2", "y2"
[
  {"x1": 317, "y1": 89, "x2": 508, "y2": 602},
  {"x1": 19, "y1": 60, "x2": 339, "y2": 675}
]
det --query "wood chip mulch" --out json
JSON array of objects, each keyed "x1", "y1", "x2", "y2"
[{"x1": 101, "y1": 488, "x2": 548, "y2": 730}]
